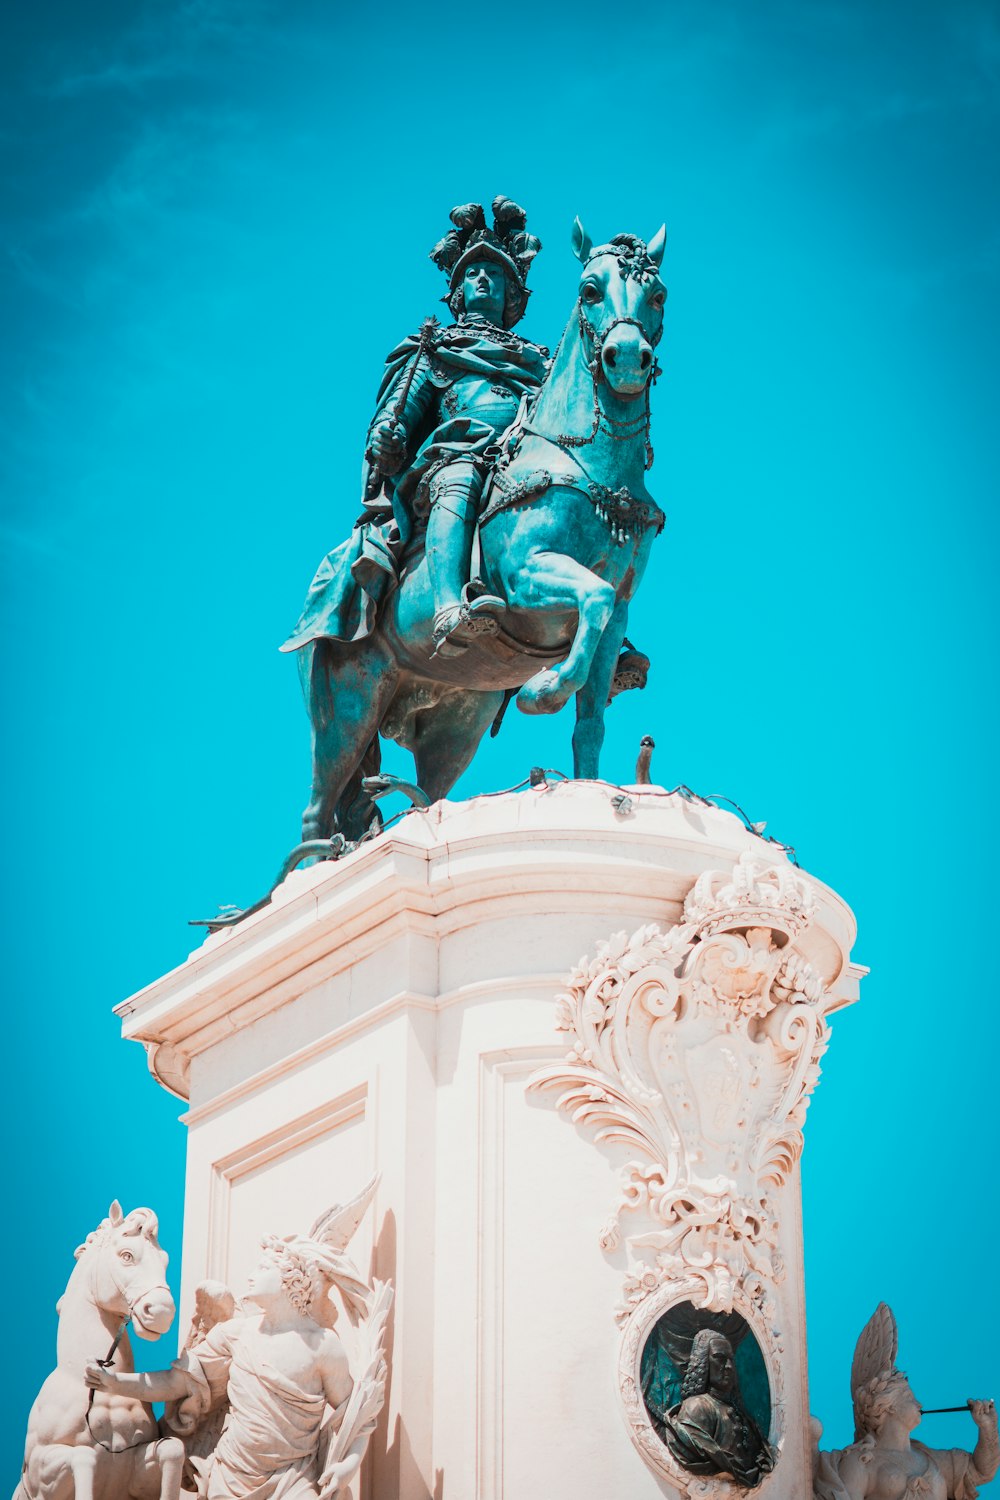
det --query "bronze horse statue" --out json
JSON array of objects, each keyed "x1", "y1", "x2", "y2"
[{"x1": 286, "y1": 219, "x2": 667, "y2": 841}]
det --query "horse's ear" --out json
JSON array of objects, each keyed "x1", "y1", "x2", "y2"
[
  {"x1": 571, "y1": 216, "x2": 593, "y2": 264},
  {"x1": 647, "y1": 225, "x2": 667, "y2": 267},
  {"x1": 108, "y1": 1200, "x2": 123, "y2": 1226}
]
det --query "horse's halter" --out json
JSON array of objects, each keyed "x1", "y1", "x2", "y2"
[
  {"x1": 99, "y1": 1240, "x2": 171, "y2": 1329},
  {"x1": 507, "y1": 243, "x2": 664, "y2": 476},
  {"x1": 84, "y1": 1242, "x2": 172, "y2": 1455},
  {"x1": 561, "y1": 300, "x2": 661, "y2": 467}
]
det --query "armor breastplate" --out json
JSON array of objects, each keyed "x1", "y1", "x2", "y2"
[{"x1": 440, "y1": 374, "x2": 520, "y2": 435}]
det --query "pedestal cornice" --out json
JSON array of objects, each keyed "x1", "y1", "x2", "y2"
[{"x1": 116, "y1": 782, "x2": 864, "y2": 1102}]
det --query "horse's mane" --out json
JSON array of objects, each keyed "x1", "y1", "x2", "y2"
[{"x1": 74, "y1": 1204, "x2": 160, "y2": 1260}]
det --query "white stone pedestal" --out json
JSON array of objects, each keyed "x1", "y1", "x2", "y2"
[{"x1": 118, "y1": 782, "x2": 863, "y2": 1500}]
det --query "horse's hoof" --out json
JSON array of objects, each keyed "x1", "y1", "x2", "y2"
[{"x1": 516, "y1": 671, "x2": 567, "y2": 715}]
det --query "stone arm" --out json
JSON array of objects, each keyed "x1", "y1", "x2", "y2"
[
  {"x1": 931, "y1": 1401, "x2": 1000, "y2": 1496},
  {"x1": 320, "y1": 1337, "x2": 354, "y2": 1411},
  {"x1": 316, "y1": 1339, "x2": 358, "y2": 1498},
  {"x1": 969, "y1": 1400, "x2": 1000, "y2": 1487},
  {"x1": 83, "y1": 1362, "x2": 190, "y2": 1403}
]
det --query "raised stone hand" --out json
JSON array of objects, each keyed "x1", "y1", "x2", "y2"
[
  {"x1": 369, "y1": 420, "x2": 407, "y2": 474},
  {"x1": 969, "y1": 1398, "x2": 998, "y2": 1432}
]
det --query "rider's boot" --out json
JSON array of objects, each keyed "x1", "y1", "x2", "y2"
[{"x1": 426, "y1": 463, "x2": 505, "y2": 657}]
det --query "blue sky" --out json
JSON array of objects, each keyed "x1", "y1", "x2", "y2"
[{"x1": 3, "y1": 0, "x2": 998, "y2": 1473}]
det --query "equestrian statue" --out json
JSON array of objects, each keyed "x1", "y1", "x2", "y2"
[{"x1": 281, "y1": 197, "x2": 667, "y2": 841}]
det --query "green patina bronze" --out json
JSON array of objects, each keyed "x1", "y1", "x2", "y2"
[{"x1": 282, "y1": 198, "x2": 667, "y2": 841}]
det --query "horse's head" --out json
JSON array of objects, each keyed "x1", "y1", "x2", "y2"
[
  {"x1": 73, "y1": 1200, "x2": 175, "y2": 1339},
  {"x1": 571, "y1": 219, "x2": 666, "y2": 398}
]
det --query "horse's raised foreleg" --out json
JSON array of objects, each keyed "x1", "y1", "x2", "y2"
[
  {"x1": 130, "y1": 1437, "x2": 185, "y2": 1500},
  {"x1": 511, "y1": 552, "x2": 617, "y2": 716},
  {"x1": 299, "y1": 639, "x2": 398, "y2": 840},
  {"x1": 572, "y1": 600, "x2": 628, "y2": 778},
  {"x1": 412, "y1": 690, "x2": 505, "y2": 803},
  {"x1": 128, "y1": 1434, "x2": 185, "y2": 1500}
]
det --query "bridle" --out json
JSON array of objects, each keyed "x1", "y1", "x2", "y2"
[
  {"x1": 513, "y1": 296, "x2": 662, "y2": 476},
  {"x1": 84, "y1": 1254, "x2": 171, "y2": 1455}
]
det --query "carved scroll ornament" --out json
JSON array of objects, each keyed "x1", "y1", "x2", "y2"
[{"x1": 528, "y1": 852, "x2": 832, "y2": 1320}]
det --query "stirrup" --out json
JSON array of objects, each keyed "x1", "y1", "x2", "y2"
[{"x1": 431, "y1": 593, "x2": 504, "y2": 658}]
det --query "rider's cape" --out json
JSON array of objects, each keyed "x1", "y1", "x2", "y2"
[{"x1": 280, "y1": 320, "x2": 547, "y2": 653}]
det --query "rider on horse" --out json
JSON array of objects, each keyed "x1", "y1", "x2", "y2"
[{"x1": 283, "y1": 197, "x2": 549, "y2": 659}]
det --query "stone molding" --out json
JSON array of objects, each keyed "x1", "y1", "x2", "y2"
[{"x1": 118, "y1": 787, "x2": 862, "y2": 1106}]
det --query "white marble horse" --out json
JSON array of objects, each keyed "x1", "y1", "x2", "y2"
[{"x1": 15, "y1": 1202, "x2": 184, "y2": 1500}]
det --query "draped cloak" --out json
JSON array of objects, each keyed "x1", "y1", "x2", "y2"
[
  {"x1": 280, "y1": 320, "x2": 547, "y2": 653},
  {"x1": 660, "y1": 1392, "x2": 775, "y2": 1488},
  {"x1": 165, "y1": 1317, "x2": 339, "y2": 1500}
]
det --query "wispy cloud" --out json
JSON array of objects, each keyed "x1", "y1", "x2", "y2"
[{"x1": 50, "y1": 0, "x2": 271, "y2": 97}]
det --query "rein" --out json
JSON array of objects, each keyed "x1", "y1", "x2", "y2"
[
  {"x1": 84, "y1": 1269, "x2": 171, "y2": 1455},
  {"x1": 517, "y1": 302, "x2": 660, "y2": 464},
  {"x1": 481, "y1": 300, "x2": 665, "y2": 543}
]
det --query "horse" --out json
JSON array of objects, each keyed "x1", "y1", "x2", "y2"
[
  {"x1": 295, "y1": 218, "x2": 667, "y2": 841},
  {"x1": 15, "y1": 1202, "x2": 184, "y2": 1500}
]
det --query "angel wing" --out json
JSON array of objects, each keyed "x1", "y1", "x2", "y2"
[
  {"x1": 850, "y1": 1302, "x2": 898, "y2": 1401},
  {"x1": 317, "y1": 1279, "x2": 394, "y2": 1500},
  {"x1": 309, "y1": 1174, "x2": 380, "y2": 1253},
  {"x1": 162, "y1": 1278, "x2": 238, "y2": 1494},
  {"x1": 183, "y1": 1279, "x2": 237, "y2": 1350}
]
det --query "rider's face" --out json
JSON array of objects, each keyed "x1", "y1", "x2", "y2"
[{"x1": 462, "y1": 260, "x2": 506, "y2": 324}]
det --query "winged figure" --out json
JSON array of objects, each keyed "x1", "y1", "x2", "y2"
[
  {"x1": 85, "y1": 1178, "x2": 392, "y2": 1500},
  {"x1": 814, "y1": 1303, "x2": 997, "y2": 1499}
]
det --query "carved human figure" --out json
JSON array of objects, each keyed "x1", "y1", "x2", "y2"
[
  {"x1": 814, "y1": 1304, "x2": 998, "y2": 1499},
  {"x1": 657, "y1": 1329, "x2": 776, "y2": 1489},
  {"x1": 84, "y1": 1187, "x2": 392, "y2": 1500},
  {"x1": 284, "y1": 196, "x2": 548, "y2": 659}
]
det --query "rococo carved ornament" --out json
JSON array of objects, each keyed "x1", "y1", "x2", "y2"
[{"x1": 528, "y1": 851, "x2": 832, "y2": 1320}]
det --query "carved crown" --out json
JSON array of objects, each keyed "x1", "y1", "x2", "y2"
[{"x1": 683, "y1": 851, "x2": 815, "y2": 941}]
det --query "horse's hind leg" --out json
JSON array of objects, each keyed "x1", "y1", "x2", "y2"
[
  {"x1": 573, "y1": 599, "x2": 628, "y2": 778},
  {"x1": 412, "y1": 690, "x2": 504, "y2": 803},
  {"x1": 510, "y1": 552, "x2": 617, "y2": 716},
  {"x1": 299, "y1": 639, "x2": 398, "y2": 840}
]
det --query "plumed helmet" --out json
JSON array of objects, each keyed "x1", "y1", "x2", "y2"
[{"x1": 429, "y1": 196, "x2": 541, "y2": 328}]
